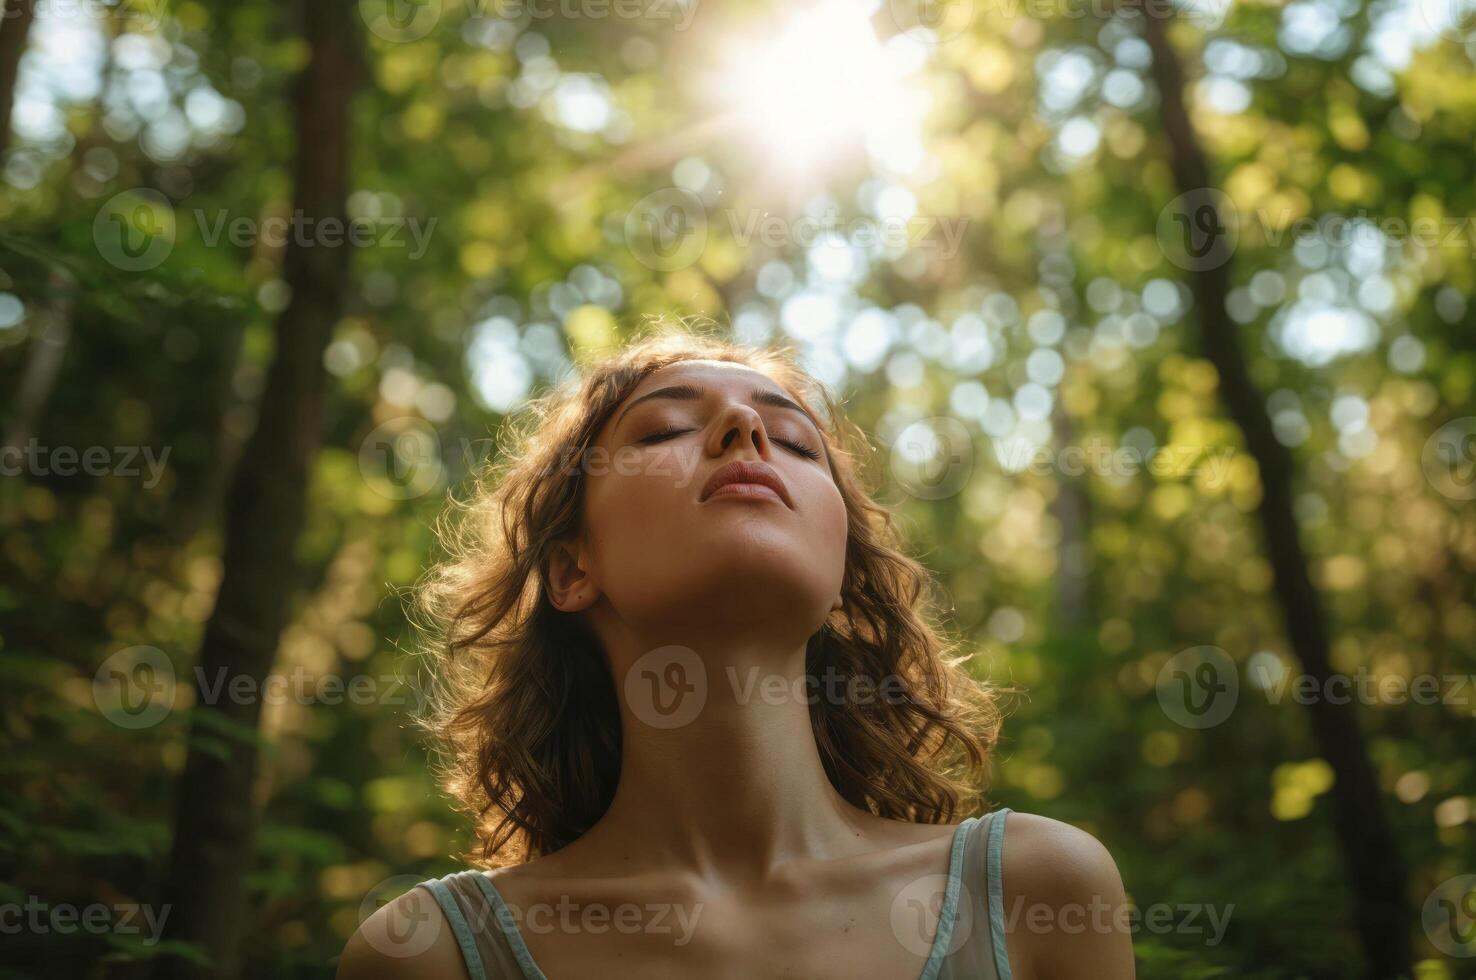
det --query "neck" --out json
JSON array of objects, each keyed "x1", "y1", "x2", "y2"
[{"x1": 583, "y1": 626, "x2": 865, "y2": 881}]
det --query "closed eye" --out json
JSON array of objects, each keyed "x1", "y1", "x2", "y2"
[
  {"x1": 775, "y1": 438, "x2": 822, "y2": 460},
  {"x1": 638, "y1": 427, "x2": 822, "y2": 460},
  {"x1": 637, "y1": 427, "x2": 693, "y2": 445}
]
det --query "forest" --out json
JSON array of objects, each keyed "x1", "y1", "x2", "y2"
[{"x1": 0, "y1": 0, "x2": 1474, "y2": 976}]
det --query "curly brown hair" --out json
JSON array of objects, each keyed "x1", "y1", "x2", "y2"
[{"x1": 414, "y1": 326, "x2": 1001, "y2": 866}]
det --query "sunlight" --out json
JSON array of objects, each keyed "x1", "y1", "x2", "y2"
[{"x1": 712, "y1": 1, "x2": 931, "y2": 177}]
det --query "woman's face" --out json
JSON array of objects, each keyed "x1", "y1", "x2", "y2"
[{"x1": 571, "y1": 359, "x2": 849, "y2": 643}]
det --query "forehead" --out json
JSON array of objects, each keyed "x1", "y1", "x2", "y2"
[{"x1": 626, "y1": 359, "x2": 784, "y2": 399}]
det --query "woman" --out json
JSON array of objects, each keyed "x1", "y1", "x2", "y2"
[{"x1": 340, "y1": 332, "x2": 1135, "y2": 979}]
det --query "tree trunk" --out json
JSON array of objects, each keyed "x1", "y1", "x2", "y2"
[
  {"x1": 1139, "y1": 12, "x2": 1411, "y2": 977},
  {"x1": 154, "y1": 3, "x2": 358, "y2": 978},
  {"x1": 0, "y1": 0, "x2": 36, "y2": 156}
]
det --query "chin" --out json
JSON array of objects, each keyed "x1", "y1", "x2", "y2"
[
  {"x1": 606, "y1": 511, "x2": 844, "y2": 635},
  {"x1": 643, "y1": 547, "x2": 839, "y2": 639}
]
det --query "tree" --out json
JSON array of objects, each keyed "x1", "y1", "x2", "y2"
[
  {"x1": 154, "y1": 3, "x2": 360, "y2": 976},
  {"x1": 1141, "y1": 9, "x2": 1411, "y2": 975}
]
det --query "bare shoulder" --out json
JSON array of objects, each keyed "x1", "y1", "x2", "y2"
[
  {"x1": 995, "y1": 811, "x2": 1136, "y2": 980},
  {"x1": 336, "y1": 885, "x2": 477, "y2": 980},
  {"x1": 1000, "y1": 812, "x2": 1124, "y2": 903}
]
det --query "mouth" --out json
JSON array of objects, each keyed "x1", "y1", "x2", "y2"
[{"x1": 699, "y1": 459, "x2": 793, "y2": 509}]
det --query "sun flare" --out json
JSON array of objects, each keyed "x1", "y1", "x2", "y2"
[{"x1": 712, "y1": 1, "x2": 932, "y2": 178}]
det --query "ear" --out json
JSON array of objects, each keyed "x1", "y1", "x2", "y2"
[{"x1": 546, "y1": 539, "x2": 599, "y2": 613}]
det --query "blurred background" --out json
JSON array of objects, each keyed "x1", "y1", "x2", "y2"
[{"x1": 1, "y1": 0, "x2": 1474, "y2": 976}]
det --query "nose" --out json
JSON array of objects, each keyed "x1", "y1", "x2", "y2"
[{"x1": 705, "y1": 402, "x2": 772, "y2": 459}]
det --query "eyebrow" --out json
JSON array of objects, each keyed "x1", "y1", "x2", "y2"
[{"x1": 614, "y1": 383, "x2": 817, "y2": 431}]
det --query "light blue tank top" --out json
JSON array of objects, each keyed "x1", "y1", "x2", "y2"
[{"x1": 417, "y1": 808, "x2": 1014, "y2": 980}]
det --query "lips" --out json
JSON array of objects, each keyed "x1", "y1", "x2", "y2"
[{"x1": 699, "y1": 459, "x2": 792, "y2": 509}]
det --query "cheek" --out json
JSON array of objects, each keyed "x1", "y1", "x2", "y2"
[
  {"x1": 592, "y1": 444, "x2": 700, "y2": 500},
  {"x1": 805, "y1": 478, "x2": 851, "y2": 587},
  {"x1": 581, "y1": 448, "x2": 699, "y2": 566}
]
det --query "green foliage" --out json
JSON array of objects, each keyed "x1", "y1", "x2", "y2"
[{"x1": 2, "y1": 0, "x2": 1474, "y2": 976}]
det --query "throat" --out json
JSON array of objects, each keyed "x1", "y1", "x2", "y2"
[{"x1": 593, "y1": 677, "x2": 864, "y2": 881}]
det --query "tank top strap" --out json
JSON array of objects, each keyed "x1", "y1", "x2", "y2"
[
  {"x1": 918, "y1": 814, "x2": 980, "y2": 979},
  {"x1": 935, "y1": 807, "x2": 1013, "y2": 980},
  {"x1": 417, "y1": 870, "x2": 536, "y2": 980}
]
